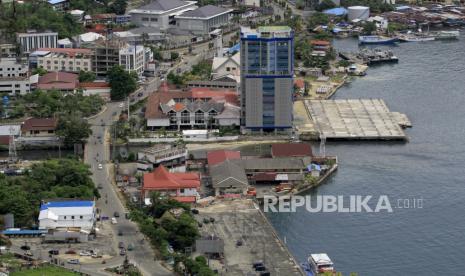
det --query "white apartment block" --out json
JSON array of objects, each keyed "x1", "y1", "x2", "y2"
[
  {"x1": 0, "y1": 58, "x2": 31, "y2": 95},
  {"x1": 17, "y1": 31, "x2": 58, "y2": 54},
  {"x1": 31, "y1": 48, "x2": 93, "y2": 73},
  {"x1": 119, "y1": 45, "x2": 146, "y2": 76}
]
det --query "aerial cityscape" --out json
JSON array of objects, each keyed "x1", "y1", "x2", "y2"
[{"x1": 0, "y1": 0, "x2": 463, "y2": 275}]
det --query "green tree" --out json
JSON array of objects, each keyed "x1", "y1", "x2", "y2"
[
  {"x1": 108, "y1": 0, "x2": 127, "y2": 15},
  {"x1": 315, "y1": 0, "x2": 336, "y2": 11},
  {"x1": 362, "y1": 21, "x2": 377, "y2": 35},
  {"x1": 307, "y1": 12, "x2": 330, "y2": 30},
  {"x1": 108, "y1": 65, "x2": 138, "y2": 100},
  {"x1": 78, "y1": 70, "x2": 96, "y2": 82},
  {"x1": 32, "y1": 67, "x2": 48, "y2": 76},
  {"x1": 170, "y1": 52, "x2": 179, "y2": 61},
  {"x1": 56, "y1": 113, "x2": 93, "y2": 147}
]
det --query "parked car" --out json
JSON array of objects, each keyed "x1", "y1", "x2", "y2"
[
  {"x1": 118, "y1": 229, "x2": 123, "y2": 236},
  {"x1": 111, "y1": 217, "x2": 117, "y2": 224},
  {"x1": 24, "y1": 251, "x2": 33, "y2": 256},
  {"x1": 137, "y1": 92, "x2": 143, "y2": 97},
  {"x1": 20, "y1": 245, "x2": 30, "y2": 251},
  {"x1": 98, "y1": 163, "x2": 103, "y2": 170},
  {"x1": 113, "y1": 212, "x2": 120, "y2": 217},
  {"x1": 119, "y1": 248, "x2": 126, "y2": 256},
  {"x1": 79, "y1": 251, "x2": 92, "y2": 256},
  {"x1": 191, "y1": 209, "x2": 199, "y2": 214},
  {"x1": 118, "y1": 241, "x2": 125, "y2": 248},
  {"x1": 92, "y1": 253, "x2": 103, "y2": 258},
  {"x1": 127, "y1": 244, "x2": 134, "y2": 251},
  {"x1": 68, "y1": 259, "x2": 80, "y2": 265},
  {"x1": 97, "y1": 183, "x2": 103, "y2": 189}
]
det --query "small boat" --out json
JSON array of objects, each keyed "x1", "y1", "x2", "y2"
[
  {"x1": 303, "y1": 253, "x2": 335, "y2": 275},
  {"x1": 431, "y1": 30, "x2": 460, "y2": 40},
  {"x1": 398, "y1": 34, "x2": 435, "y2": 42},
  {"x1": 358, "y1": 35, "x2": 398, "y2": 45}
]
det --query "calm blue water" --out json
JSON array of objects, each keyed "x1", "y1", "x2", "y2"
[{"x1": 268, "y1": 36, "x2": 465, "y2": 275}]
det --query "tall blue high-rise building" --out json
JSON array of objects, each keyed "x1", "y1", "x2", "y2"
[{"x1": 240, "y1": 26, "x2": 294, "y2": 134}]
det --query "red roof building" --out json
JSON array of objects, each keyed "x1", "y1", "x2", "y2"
[
  {"x1": 37, "y1": 72, "x2": 79, "y2": 92},
  {"x1": 271, "y1": 143, "x2": 313, "y2": 158},
  {"x1": 21, "y1": 118, "x2": 58, "y2": 137},
  {"x1": 142, "y1": 165, "x2": 200, "y2": 203},
  {"x1": 207, "y1": 150, "x2": 241, "y2": 166}
]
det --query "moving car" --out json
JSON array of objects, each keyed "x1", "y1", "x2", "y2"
[
  {"x1": 111, "y1": 217, "x2": 117, "y2": 224},
  {"x1": 119, "y1": 248, "x2": 126, "y2": 256},
  {"x1": 118, "y1": 229, "x2": 123, "y2": 236},
  {"x1": 118, "y1": 242, "x2": 125, "y2": 248},
  {"x1": 98, "y1": 163, "x2": 103, "y2": 170},
  {"x1": 113, "y1": 212, "x2": 120, "y2": 217},
  {"x1": 79, "y1": 251, "x2": 92, "y2": 256}
]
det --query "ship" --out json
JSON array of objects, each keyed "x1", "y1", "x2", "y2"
[
  {"x1": 398, "y1": 33, "x2": 435, "y2": 42},
  {"x1": 358, "y1": 35, "x2": 398, "y2": 45}
]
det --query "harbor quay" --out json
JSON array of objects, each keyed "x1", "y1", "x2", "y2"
[
  {"x1": 296, "y1": 99, "x2": 411, "y2": 141},
  {"x1": 195, "y1": 199, "x2": 304, "y2": 276}
]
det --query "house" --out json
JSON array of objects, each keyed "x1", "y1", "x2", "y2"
[
  {"x1": 310, "y1": 40, "x2": 331, "y2": 51},
  {"x1": 21, "y1": 118, "x2": 58, "y2": 137},
  {"x1": 142, "y1": 165, "x2": 200, "y2": 203},
  {"x1": 38, "y1": 199, "x2": 96, "y2": 231},
  {"x1": 37, "y1": 72, "x2": 79, "y2": 92},
  {"x1": 144, "y1": 87, "x2": 240, "y2": 130},
  {"x1": 210, "y1": 160, "x2": 248, "y2": 196},
  {"x1": 211, "y1": 52, "x2": 240, "y2": 82},
  {"x1": 174, "y1": 5, "x2": 233, "y2": 35},
  {"x1": 48, "y1": 0, "x2": 69, "y2": 11},
  {"x1": 207, "y1": 149, "x2": 241, "y2": 166},
  {"x1": 271, "y1": 143, "x2": 313, "y2": 158},
  {"x1": 129, "y1": 0, "x2": 198, "y2": 30},
  {"x1": 79, "y1": 82, "x2": 111, "y2": 100}
]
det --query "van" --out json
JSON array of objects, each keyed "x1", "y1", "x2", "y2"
[{"x1": 111, "y1": 217, "x2": 117, "y2": 224}]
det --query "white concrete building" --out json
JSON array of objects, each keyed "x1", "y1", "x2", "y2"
[
  {"x1": 0, "y1": 58, "x2": 32, "y2": 95},
  {"x1": 242, "y1": 0, "x2": 260, "y2": 7},
  {"x1": 119, "y1": 45, "x2": 146, "y2": 76},
  {"x1": 175, "y1": 5, "x2": 232, "y2": 35},
  {"x1": 16, "y1": 31, "x2": 58, "y2": 54},
  {"x1": 31, "y1": 48, "x2": 93, "y2": 73},
  {"x1": 129, "y1": 0, "x2": 197, "y2": 30},
  {"x1": 38, "y1": 200, "x2": 96, "y2": 231}
]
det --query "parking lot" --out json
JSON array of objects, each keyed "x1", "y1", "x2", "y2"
[{"x1": 196, "y1": 199, "x2": 303, "y2": 276}]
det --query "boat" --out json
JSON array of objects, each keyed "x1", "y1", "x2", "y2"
[
  {"x1": 358, "y1": 35, "x2": 398, "y2": 45},
  {"x1": 398, "y1": 33, "x2": 435, "y2": 42},
  {"x1": 431, "y1": 30, "x2": 460, "y2": 40},
  {"x1": 303, "y1": 253, "x2": 335, "y2": 276}
]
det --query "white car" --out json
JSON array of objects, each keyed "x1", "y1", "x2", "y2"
[
  {"x1": 119, "y1": 103, "x2": 124, "y2": 108},
  {"x1": 68, "y1": 259, "x2": 80, "y2": 264},
  {"x1": 98, "y1": 163, "x2": 103, "y2": 170},
  {"x1": 111, "y1": 217, "x2": 118, "y2": 224},
  {"x1": 79, "y1": 251, "x2": 92, "y2": 256}
]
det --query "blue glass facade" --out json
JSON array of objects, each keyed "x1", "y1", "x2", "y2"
[{"x1": 240, "y1": 27, "x2": 294, "y2": 131}]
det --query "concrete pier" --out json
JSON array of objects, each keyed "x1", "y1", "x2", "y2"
[
  {"x1": 196, "y1": 199, "x2": 304, "y2": 276},
  {"x1": 304, "y1": 99, "x2": 410, "y2": 140}
]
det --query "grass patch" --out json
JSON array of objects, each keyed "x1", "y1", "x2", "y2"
[{"x1": 11, "y1": 265, "x2": 78, "y2": 276}]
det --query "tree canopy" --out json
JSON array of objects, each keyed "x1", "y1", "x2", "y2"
[
  {"x1": 78, "y1": 70, "x2": 96, "y2": 83},
  {"x1": 57, "y1": 113, "x2": 93, "y2": 147},
  {"x1": 0, "y1": 2, "x2": 83, "y2": 39},
  {"x1": 0, "y1": 158, "x2": 97, "y2": 226},
  {"x1": 108, "y1": 65, "x2": 138, "y2": 101}
]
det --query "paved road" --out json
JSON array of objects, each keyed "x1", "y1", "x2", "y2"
[{"x1": 83, "y1": 81, "x2": 173, "y2": 276}]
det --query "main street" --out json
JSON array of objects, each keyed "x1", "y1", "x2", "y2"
[{"x1": 83, "y1": 76, "x2": 173, "y2": 276}]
